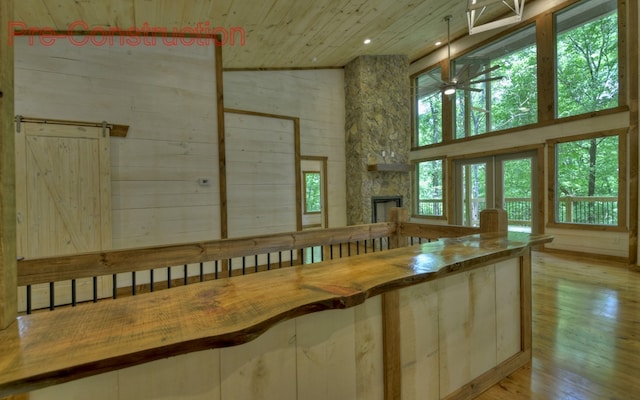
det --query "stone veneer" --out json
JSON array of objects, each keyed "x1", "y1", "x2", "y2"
[{"x1": 345, "y1": 55, "x2": 411, "y2": 225}]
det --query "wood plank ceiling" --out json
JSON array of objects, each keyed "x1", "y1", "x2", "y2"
[{"x1": 13, "y1": 0, "x2": 513, "y2": 69}]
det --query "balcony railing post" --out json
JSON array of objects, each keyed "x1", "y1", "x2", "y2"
[
  {"x1": 480, "y1": 208, "x2": 508, "y2": 234},
  {"x1": 388, "y1": 207, "x2": 408, "y2": 249}
]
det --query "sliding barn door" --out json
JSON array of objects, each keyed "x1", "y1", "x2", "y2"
[{"x1": 16, "y1": 122, "x2": 112, "y2": 310}]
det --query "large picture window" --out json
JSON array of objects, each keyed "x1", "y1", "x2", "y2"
[
  {"x1": 414, "y1": 67, "x2": 443, "y2": 146},
  {"x1": 550, "y1": 131, "x2": 624, "y2": 227},
  {"x1": 454, "y1": 24, "x2": 537, "y2": 138},
  {"x1": 416, "y1": 159, "x2": 444, "y2": 216},
  {"x1": 555, "y1": 0, "x2": 618, "y2": 118}
]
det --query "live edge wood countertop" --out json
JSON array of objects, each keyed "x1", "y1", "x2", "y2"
[{"x1": 0, "y1": 232, "x2": 552, "y2": 396}]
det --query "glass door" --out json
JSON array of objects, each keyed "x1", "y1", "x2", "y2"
[{"x1": 454, "y1": 151, "x2": 538, "y2": 232}]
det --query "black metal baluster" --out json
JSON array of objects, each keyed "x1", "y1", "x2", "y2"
[
  {"x1": 113, "y1": 274, "x2": 117, "y2": 299},
  {"x1": 26, "y1": 285, "x2": 32, "y2": 315},
  {"x1": 132, "y1": 272, "x2": 136, "y2": 296},
  {"x1": 290, "y1": 250, "x2": 293, "y2": 266},
  {"x1": 364, "y1": 240, "x2": 368, "y2": 254},
  {"x1": 347, "y1": 242, "x2": 351, "y2": 257},
  {"x1": 71, "y1": 279, "x2": 77, "y2": 307},
  {"x1": 310, "y1": 247, "x2": 315, "y2": 263},
  {"x1": 267, "y1": 253, "x2": 271, "y2": 270},
  {"x1": 49, "y1": 282, "x2": 55, "y2": 310},
  {"x1": 200, "y1": 262, "x2": 204, "y2": 282},
  {"x1": 278, "y1": 252, "x2": 283, "y2": 268},
  {"x1": 242, "y1": 257, "x2": 246, "y2": 275},
  {"x1": 215, "y1": 260, "x2": 219, "y2": 279},
  {"x1": 229, "y1": 259, "x2": 233, "y2": 277},
  {"x1": 167, "y1": 267, "x2": 172, "y2": 288},
  {"x1": 330, "y1": 244, "x2": 334, "y2": 260},
  {"x1": 150, "y1": 269, "x2": 155, "y2": 292},
  {"x1": 93, "y1": 277, "x2": 98, "y2": 303},
  {"x1": 320, "y1": 245, "x2": 324, "y2": 262},
  {"x1": 254, "y1": 255, "x2": 259, "y2": 272},
  {"x1": 340, "y1": 243, "x2": 343, "y2": 258},
  {"x1": 183, "y1": 264, "x2": 188, "y2": 286},
  {"x1": 356, "y1": 241, "x2": 360, "y2": 255}
]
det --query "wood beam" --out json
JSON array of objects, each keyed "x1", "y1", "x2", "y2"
[{"x1": 0, "y1": 0, "x2": 17, "y2": 330}]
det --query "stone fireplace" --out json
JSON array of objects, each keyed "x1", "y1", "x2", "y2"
[{"x1": 344, "y1": 55, "x2": 411, "y2": 225}]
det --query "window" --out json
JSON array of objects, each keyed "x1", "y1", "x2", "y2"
[
  {"x1": 414, "y1": 67, "x2": 443, "y2": 146},
  {"x1": 555, "y1": 0, "x2": 618, "y2": 118},
  {"x1": 551, "y1": 132, "x2": 621, "y2": 226},
  {"x1": 303, "y1": 171, "x2": 321, "y2": 214},
  {"x1": 416, "y1": 159, "x2": 444, "y2": 216},
  {"x1": 454, "y1": 24, "x2": 537, "y2": 138}
]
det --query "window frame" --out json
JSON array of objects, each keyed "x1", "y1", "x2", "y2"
[
  {"x1": 413, "y1": 157, "x2": 447, "y2": 219},
  {"x1": 409, "y1": 0, "x2": 627, "y2": 151},
  {"x1": 302, "y1": 170, "x2": 322, "y2": 215},
  {"x1": 547, "y1": 128, "x2": 627, "y2": 231}
]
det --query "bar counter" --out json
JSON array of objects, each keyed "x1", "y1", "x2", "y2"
[{"x1": 0, "y1": 231, "x2": 552, "y2": 399}]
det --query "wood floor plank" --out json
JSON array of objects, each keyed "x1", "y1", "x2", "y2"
[{"x1": 477, "y1": 252, "x2": 640, "y2": 400}]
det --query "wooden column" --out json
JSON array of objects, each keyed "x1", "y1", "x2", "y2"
[
  {"x1": 388, "y1": 207, "x2": 408, "y2": 249},
  {"x1": 383, "y1": 207, "x2": 407, "y2": 400},
  {"x1": 0, "y1": 0, "x2": 17, "y2": 330},
  {"x1": 479, "y1": 208, "x2": 508, "y2": 234}
]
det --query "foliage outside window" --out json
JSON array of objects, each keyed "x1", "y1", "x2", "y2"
[
  {"x1": 416, "y1": 159, "x2": 444, "y2": 216},
  {"x1": 454, "y1": 24, "x2": 537, "y2": 139},
  {"x1": 304, "y1": 171, "x2": 321, "y2": 214},
  {"x1": 414, "y1": 67, "x2": 443, "y2": 146},
  {"x1": 555, "y1": 0, "x2": 618, "y2": 118},
  {"x1": 554, "y1": 134, "x2": 619, "y2": 226}
]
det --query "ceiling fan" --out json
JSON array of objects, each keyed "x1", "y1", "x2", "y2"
[{"x1": 415, "y1": 15, "x2": 504, "y2": 97}]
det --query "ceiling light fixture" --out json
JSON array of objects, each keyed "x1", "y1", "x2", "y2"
[
  {"x1": 467, "y1": 0, "x2": 525, "y2": 35},
  {"x1": 363, "y1": 38, "x2": 372, "y2": 45}
]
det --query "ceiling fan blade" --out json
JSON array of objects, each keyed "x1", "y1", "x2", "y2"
[
  {"x1": 468, "y1": 76, "x2": 504, "y2": 85},
  {"x1": 467, "y1": 64, "x2": 501, "y2": 79},
  {"x1": 458, "y1": 86, "x2": 483, "y2": 92}
]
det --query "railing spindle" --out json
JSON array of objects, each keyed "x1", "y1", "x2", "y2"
[
  {"x1": 112, "y1": 275, "x2": 117, "y2": 299},
  {"x1": 49, "y1": 282, "x2": 55, "y2": 311},
  {"x1": 167, "y1": 267, "x2": 172, "y2": 289},
  {"x1": 93, "y1": 277, "x2": 98, "y2": 303},
  {"x1": 242, "y1": 257, "x2": 246, "y2": 275},
  {"x1": 199, "y1": 262, "x2": 204, "y2": 282},
  {"x1": 183, "y1": 264, "x2": 188, "y2": 286},
  {"x1": 214, "y1": 260, "x2": 219, "y2": 279},
  {"x1": 26, "y1": 285, "x2": 32, "y2": 315},
  {"x1": 132, "y1": 272, "x2": 136, "y2": 296},
  {"x1": 71, "y1": 279, "x2": 77, "y2": 307},
  {"x1": 267, "y1": 253, "x2": 271, "y2": 270},
  {"x1": 255, "y1": 255, "x2": 259, "y2": 272},
  {"x1": 150, "y1": 269, "x2": 155, "y2": 292}
]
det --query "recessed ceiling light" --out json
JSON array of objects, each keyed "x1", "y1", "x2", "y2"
[
  {"x1": 435, "y1": 41, "x2": 442, "y2": 46},
  {"x1": 363, "y1": 38, "x2": 371, "y2": 45}
]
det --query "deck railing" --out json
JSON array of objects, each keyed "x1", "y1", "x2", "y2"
[
  {"x1": 17, "y1": 209, "x2": 488, "y2": 314},
  {"x1": 418, "y1": 196, "x2": 617, "y2": 226}
]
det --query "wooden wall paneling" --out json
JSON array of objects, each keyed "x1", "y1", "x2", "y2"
[
  {"x1": 117, "y1": 349, "x2": 221, "y2": 400},
  {"x1": 354, "y1": 296, "x2": 384, "y2": 400},
  {"x1": 29, "y1": 373, "x2": 117, "y2": 400},
  {"x1": 438, "y1": 271, "x2": 471, "y2": 396},
  {"x1": 398, "y1": 281, "x2": 439, "y2": 400},
  {"x1": 494, "y1": 258, "x2": 522, "y2": 363},
  {"x1": 295, "y1": 308, "x2": 357, "y2": 400},
  {"x1": 0, "y1": 0, "x2": 16, "y2": 329},
  {"x1": 224, "y1": 110, "x2": 300, "y2": 240},
  {"x1": 15, "y1": 38, "x2": 219, "y2": 250},
  {"x1": 468, "y1": 266, "x2": 498, "y2": 379},
  {"x1": 220, "y1": 319, "x2": 297, "y2": 400},
  {"x1": 222, "y1": 70, "x2": 346, "y2": 228}
]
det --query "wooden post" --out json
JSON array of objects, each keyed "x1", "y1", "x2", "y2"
[
  {"x1": 0, "y1": 0, "x2": 17, "y2": 330},
  {"x1": 388, "y1": 207, "x2": 408, "y2": 249},
  {"x1": 479, "y1": 208, "x2": 508, "y2": 234},
  {"x1": 383, "y1": 207, "x2": 406, "y2": 400}
]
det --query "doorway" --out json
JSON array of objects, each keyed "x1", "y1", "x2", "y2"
[{"x1": 453, "y1": 150, "x2": 538, "y2": 232}]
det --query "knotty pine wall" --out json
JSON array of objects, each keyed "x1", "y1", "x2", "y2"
[{"x1": 14, "y1": 39, "x2": 347, "y2": 249}]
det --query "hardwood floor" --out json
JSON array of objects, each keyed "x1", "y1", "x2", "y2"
[{"x1": 478, "y1": 251, "x2": 640, "y2": 400}]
